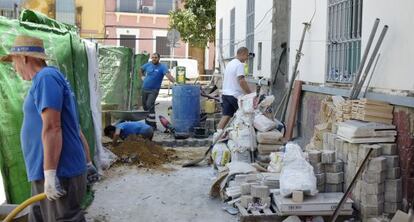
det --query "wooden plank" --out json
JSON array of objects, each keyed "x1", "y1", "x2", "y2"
[
  {"x1": 355, "y1": 115, "x2": 393, "y2": 124},
  {"x1": 251, "y1": 211, "x2": 261, "y2": 216},
  {"x1": 236, "y1": 203, "x2": 249, "y2": 216},
  {"x1": 285, "y1": 80, "x2": 302, "y2": 140}
]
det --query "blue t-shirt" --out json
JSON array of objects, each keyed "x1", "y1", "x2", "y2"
[
  {"x1": 116, "y1": 121, "x2": 152, "y2": 139},
  {"x1": 141, "y1": 62, "x2": 169, "y2": 90},
  {"x1": 21, "y1": 67, "x2": 87, "y2": 181}
]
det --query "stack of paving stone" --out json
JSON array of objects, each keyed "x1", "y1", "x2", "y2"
[
  {"x1": 256, "y1": 131, "x2": 284, "y2": 166},
  {"x1": 332, "y1": 137, "x2": 402, "y2": 219},
  {"x1": 307, "y1": 149, "x2": 344, "y2": 193}
]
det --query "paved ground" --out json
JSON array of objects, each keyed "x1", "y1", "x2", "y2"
[{"x1": 85, "y1": 161, "x2": 237, "y2": 222}]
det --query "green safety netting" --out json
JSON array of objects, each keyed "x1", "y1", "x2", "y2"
[
  {"x1": 99, "y1": 47, "x2": 149, "y2": 110},
  {"x1": 0, "y1": 10, "x2": 95, "y2": 204}
]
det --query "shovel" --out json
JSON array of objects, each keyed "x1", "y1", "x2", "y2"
[{"x1": 182, "y1": 115, "x2": 235, "y2": 167}]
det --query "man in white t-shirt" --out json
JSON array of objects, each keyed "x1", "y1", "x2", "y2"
[{"x1": 217, "y1": 47, "x2": 252, "y2": 130}]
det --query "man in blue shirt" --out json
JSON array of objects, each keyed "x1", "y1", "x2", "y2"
[
  {"x1": 140, "y1": 53, "x2": 175, "y2": 129},
  {"x1": 0, "y1": 35, "x2": 94, "y2": 221},
  {"x1": 104, "y1": 120, "x2": 154, "y2": 145}
]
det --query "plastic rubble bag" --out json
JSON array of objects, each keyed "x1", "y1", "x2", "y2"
[
  {"x1": 267, "y1": 152, "x2": 284, "y2": 173},
  {"x1": 229, "y1": 123, "x2": 256, "y2": 150},
  {"x1": 254, "y1": 113, "x2": 277, "y2": 132},
  {"x1": 258, "y1": 95, "x2": 275, "y2": 108},
  {"x1": 280, "y1": 143, "x2": 318, "y2": 197},
  {"x1": 238, "y1": 93, "x2": 257, "y2": 113},
  {"x1": 227, "y1": 139, "x2": 251, "y2": 163},
  {"x1": 212, "y1": 143, "x2": 231, "y2": 167},
  {"x1": 257, "y1": 130, "x2": 283, "y2": 144}
]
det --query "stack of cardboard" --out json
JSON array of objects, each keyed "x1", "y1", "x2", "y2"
[{"x1": 351, "y1": 99, "x2": 394, "y2": 124}]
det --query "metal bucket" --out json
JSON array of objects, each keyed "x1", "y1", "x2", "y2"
[{"x1": 0, "y1": 204, "x2": 28, "y2": 222}]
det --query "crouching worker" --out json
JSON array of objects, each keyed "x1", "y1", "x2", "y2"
[{"x1": 104, "y1": 120, "x2": 154, "y2": 145}]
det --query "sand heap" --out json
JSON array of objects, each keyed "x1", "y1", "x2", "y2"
[{"x1": 110, "y1": 135, "x2": 177, "y2": 167}]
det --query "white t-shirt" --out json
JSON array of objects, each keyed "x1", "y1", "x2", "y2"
[{"x1": 222, "y1": 58, "x2": 245, "y2": 97}]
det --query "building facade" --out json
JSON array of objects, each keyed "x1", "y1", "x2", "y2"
[{"x1": 215, "y1": 0, "x2": 273, "y2": 79}]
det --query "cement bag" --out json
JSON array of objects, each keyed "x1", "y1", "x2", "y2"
[
  {"x1": 228, "y1": 139, "x2": 251, "y2": 163},
  {"x1": 238, "y1": 93, "x2": 256, "y2": 114},
  {"x1": 212, "y1": 143, "x2": 231, "y2": 167},
  {"x1": 280, "y1": 143, "x2": 317, "y2": 197},
  {"x1": 230, "y1": 124, "x2": 256, "y2": 150},
  {"x1": 267, "y1": 152, "x2": 284, "y2": 173},
  {"x1": 254, "y1": 113, "x2": 277, "y2": 132},
  {"x1": 257, "y1": 130, "x2": 283, "y2": 144}
]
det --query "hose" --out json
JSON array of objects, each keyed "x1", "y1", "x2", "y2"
[{"x1": 3, "y1": 193, "x2": 46, "y2": 222}]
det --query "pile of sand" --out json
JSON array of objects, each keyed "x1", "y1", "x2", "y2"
[{"x1": 110, "y1": 135, "x2": 177, "y2": 167}]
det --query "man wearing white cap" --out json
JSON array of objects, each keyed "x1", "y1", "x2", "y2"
[{"x1": 0, "y1": 35, "x2": 96, "y2": 221}]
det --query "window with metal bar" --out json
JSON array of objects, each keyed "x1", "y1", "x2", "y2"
[
  {"x1": 327, "y1": 0, "x2": 363, "y2": 83},
  {"x1": 257, "y1": 42, "x2": 262, "y2": 70},
  {"x1": 120, "y1": 34, "x2": 136, "y2": 52},
  {"x1": 246, "y1": 0, "x2": 255, "y2": 75},
  {"x1": 229, "y1": 8, "x2": 235, "y2": 57}
]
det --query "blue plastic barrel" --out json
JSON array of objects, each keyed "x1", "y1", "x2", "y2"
[{"x1": 172, "y1": 85, "x2": 200, "y2": 136}]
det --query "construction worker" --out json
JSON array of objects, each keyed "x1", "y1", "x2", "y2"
[
  {"x1": 140, "y1": 52, "x2": 175, "y2": 130},
  {"x1": 216, "y1": 47, "x2": 252, "y2": 133},
  {"x1": 104, "y1": 120, "x2": 154, "y2": 145},
  {"x1": 0, "y1": 35, "x2": 97, "y2": 221}
]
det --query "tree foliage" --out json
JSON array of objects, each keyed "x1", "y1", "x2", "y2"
[{"x1": 169, "y1": 0, "x2": 215, "y2": 48}]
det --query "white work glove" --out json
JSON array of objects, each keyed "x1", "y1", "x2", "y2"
[
  {"x1": 87, "y1": 162, "x2": 99, "y2": 185},
  {"x1": 44, "y1": 170, "x2": 66, "y2": 200}
]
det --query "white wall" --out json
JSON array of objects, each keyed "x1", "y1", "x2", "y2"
[
  {"x1": 216, "y1": 0, "x2": 273, "y2": 79},
  {"x1": 362, "y1": 0, "x2": 414, "y2": 91},
  {"x1": 290, "y1": 0, "x2": 414, "y2": 92},
  {"x1": 289, "y1": 0, "x2": 327, "y2": 84}
]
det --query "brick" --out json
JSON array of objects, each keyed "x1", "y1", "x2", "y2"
[
  {"x1": 321, "y1": 150, "x2": 336, "y2": 164},
  {"x1": 240, "y1": 195, "x2": 253, "y2": 208},
  {"x1": 361, "y1": 194, "x2": 384, "y2": 206},
  {"x1": 384, "y1": 201, "x2": 401, "y2": 213},
  {"x1": 381, "y1": 143, "x2": 397, "y2": 155},
  {"x1": 325, "y1": 183, "x2": 343, "y2": 192},
  {"x1": 384, "y1": 155, "x2": 400, "y2": 168},
  {"x1": 307, "y1": 150, "x2": 321, "y2": 164},
  {"x1": 325, "y1": 161, "x2": 344, "y2": 173},
  {"x1": 385, "y1": 179, "x2": 402, "y2": 202},
  {"x1": 315, "y1": 173, "x2": 325, "y2": 185},
  {"x1": 361, "y1": 181, "x2": 384, "y2": 195},
  {"x1": 366, "y1": 157, "x2": 387, "y2": 172},
  {"x1": 361, "y1": 202, "x2": 384, "y2": 217},
  {"x1": 326, "y1": 172, "x2": 344, "y2": 184},
  {"x1": 362, "y1": 171, "x2": 386, "y2": 184},
  {"x1": 386, "y1": 167, "x2": 401, "y2": 179},
  {"x1": 251, "y1": 185, "x2": 270, "y2": 199},
  {"x1": 311, "y1": 162, "x2": 325, "y2": 174},
  {"x1": 292, "y1": 191, "x2": 304, "y2": 203}
]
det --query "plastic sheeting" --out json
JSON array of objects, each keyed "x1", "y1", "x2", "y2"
[
  {"x1": 98, "y1": 46, "x2": 132, "y2": 110},
  {"x1": 0, "y1": 10, "x2": 96, "y2": 203},
  {"x1": 131, "y1": 54, "x2": 149, "y2": 108}
]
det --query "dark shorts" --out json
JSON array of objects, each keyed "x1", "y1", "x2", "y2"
[{"x1": 221, "y1": 95, "x2": 239, "y2": 117}]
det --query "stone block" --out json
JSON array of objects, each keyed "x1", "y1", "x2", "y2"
[
  {"x1": 361, "y1": 194, "x2": 384, "y2": 206},
  {"x1": 385, "y1": 179, "x2": 402, "y2": 202},
  {"x1": 325, "y1": 183, "x2": 343, "y2": 192},
  {"x1": 321, "y1": 150, "x2": 336, "y2": 164},
  {"x1": 326, "y1": 172, "x2": 344, "y2": 184},
  {"x1": 386, "y1": 167, "x2": 401, "y2": 179},
  {"x1": 251, "y1": 185, "x2": 270, "y2": 199},
  {"x1": 361, "y1": 181, "x2": 384, "y2": 195},
  {"x1": 362, "y1": 171, "x2": 386, "y2": 184},
  {"x1": 335, "y1": 138, "x2": 344, "y2": 160},
  {"x1": 381, "y1": 143, "x2": 397, "y2": 155},
  {"x1": 292, "y1": 191, "x2": 304, "y2": 203},
  {"x1": 308, "y1": 150, "x2": 321, "y2": 164},
  {"x1": 358, "y1": 144, "x2": 382, "y2": 166},
  {"x1": 384, "y1": 155, "x2": 400, "y2": 168},
  {"x1": 241, "y1": 183, "x2": 251, "y2": 195},
  {"x1": 325, "y1": 161, "x2": 344, "y2": 173},
  {"x1": 235, "y1": 174, "x2": 247, "y2": 183},
  {"x1": 240, "y1": 195, "x2": 253, "y2": 208},
  {"x1": 384, "y1": 201, "x2": 401, "y2": 214},
  {"x1": 317, "y1": 184, "x2": 325, "y2": 192},
  {"x1": 348, "y1": 150, "x2": 358, "y2": 164},
  {"x1": 366, "y1": 157, "x2": 387, "y2": 172},
  {"x1": 315, "y1": 173, "x2": 325, "y2": 185},
  {"x1": 311, "y1": 162, "x2": 325, "y2": 174},
  {"x1": 361, "y1": 202, "x2": 384, "y2": 217},
  {"x1": 342, "y1": 142, "x2": 349, "y2": 162},
  {"x1": 353, "y1": 200, "x2": 361, "y2": 211},
  {"x1": 262, "y1": 179, "x2": 279, "y2": 189}
]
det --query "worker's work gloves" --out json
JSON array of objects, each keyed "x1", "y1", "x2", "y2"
[
  {"x1": 44, "y1": 170, "x2": 66, "y2": 200},
  {"x1": 87, "y1": 162, "x2": 99, "y2": 185}
]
